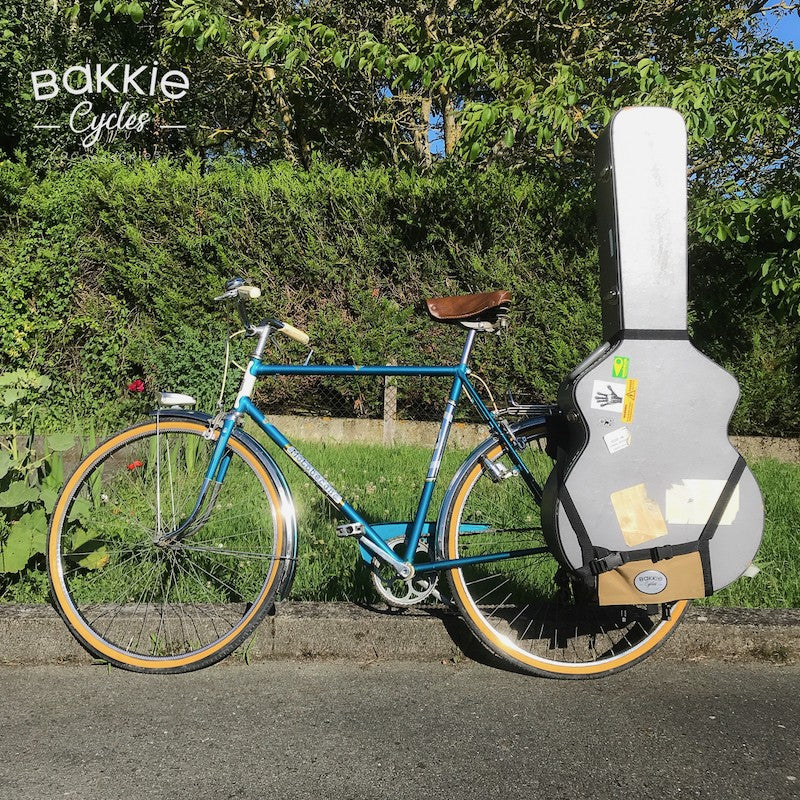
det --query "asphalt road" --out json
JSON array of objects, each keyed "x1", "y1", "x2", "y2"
[{"x1": 1, "y1": 659, "x2": 797, "y2": 800}]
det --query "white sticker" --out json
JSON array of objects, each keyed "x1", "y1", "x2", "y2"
[
  {"x1": 603, "y1": 426, "x2": 631, "y2": 454},
  {"x1": 665, "y1": 480, "x2": 740, "y2": 525},
  {"x1": 590, "y1": 380, "x2": 626, "y2": 413}
]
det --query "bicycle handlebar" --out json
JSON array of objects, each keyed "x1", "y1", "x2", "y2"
[
  {"x1": 238, "y1": 285, "x2": 262, "y2": 301},
  {"x1": 215, "y1": 280, "x2": 310, "y2": 346},
  {"x1": 213, "y1": 284, "x2": 262, "y2": 302},
  {"x1": 277, "y1": 322, "x2": 310, "y2": 346}
]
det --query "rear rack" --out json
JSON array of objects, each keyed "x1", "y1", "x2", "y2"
[{"x1": 494, "y1": 393, "x2": 560, "y2": 418}]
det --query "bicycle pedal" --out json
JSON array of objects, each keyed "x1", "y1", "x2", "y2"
[{"x1": 336, "y1": 523, "x2": 365, "y2": 538}]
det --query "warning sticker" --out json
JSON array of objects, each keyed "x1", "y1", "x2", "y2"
[
  {"x1": 621, "y1": 378, "x2": 638, "y2": 423},
  {"x1": 591, "y1": 380, "x2": 626, "y2": 413},
  {"x1": 603, "y1": 426, "x2": 631, "y2": 454},
  {"x1": 612, "y1": 356, "x2": 630, "y2": 379}
]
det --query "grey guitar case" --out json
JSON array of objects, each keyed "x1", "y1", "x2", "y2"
[{"x1": 541, "y1": 107, "x2": 763, "y2": 605}]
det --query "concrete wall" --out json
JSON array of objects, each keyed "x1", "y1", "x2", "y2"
[{"x1": 264, "y1": 414, "x2": 800, "y2": 463}]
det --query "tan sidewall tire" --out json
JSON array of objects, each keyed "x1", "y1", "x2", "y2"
[
  {"x1": 47, "y1": 419, "x2": 287, "y2": 673},
  {"x1": 443, "y1": 422, "x2": 689, "y2": 678}
]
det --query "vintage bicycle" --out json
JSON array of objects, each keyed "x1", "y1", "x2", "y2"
[{"x1": 46, "y1": 279, "x2": 689, "y2": 677}]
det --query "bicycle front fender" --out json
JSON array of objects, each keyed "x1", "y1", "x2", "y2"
[{"x1": 149, "y1": 409, "x2": 299, "y2": 598}]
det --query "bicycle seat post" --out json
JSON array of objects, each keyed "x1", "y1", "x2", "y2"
[{"x1": 459, "y1": 328, "x2": 477, "y2": 369}]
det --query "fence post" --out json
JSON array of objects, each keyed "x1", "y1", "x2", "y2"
[{"x1": 383, "y1": 360, "x2": 397, "y2": 445}]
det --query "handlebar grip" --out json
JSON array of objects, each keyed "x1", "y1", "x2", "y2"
[
  {"x1": 279, "y1": 322, "x2": 310, "y2": 346},
  {"x1": 237, "y1": 285, "x2": 261, "y2": 300}
]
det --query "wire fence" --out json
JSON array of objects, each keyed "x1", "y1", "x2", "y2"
[
  {"x1": 252, "y1": 371, "x2": 546, "y2": 425},
  {"x1": 254, "y1": 373, "x2": 481, "y2": 423}
]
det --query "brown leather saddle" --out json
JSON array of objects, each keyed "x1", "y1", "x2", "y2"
[{"x1": 426, "y1": 290, "x2": 512, "y2": 328}]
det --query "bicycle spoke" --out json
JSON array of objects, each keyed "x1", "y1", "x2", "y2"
[
  {"x1": 177, "y1": 543, "x2": 276, "y2": 560},
  {"x1": 49, "y1": 420, "x2": 286, "y2": 671},
  {"x1": 443, "y1": 421, "x2": 688, "y2": 677}
]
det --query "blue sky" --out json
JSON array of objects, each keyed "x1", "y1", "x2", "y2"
[{"x1": 766, "y1": 8, "x2": 800, "y2": 46}]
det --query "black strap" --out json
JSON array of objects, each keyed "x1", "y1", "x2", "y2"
[
  {"x1": 698, "y1": 454, "x2": 746, "y2": 596},
  {"x1": 699, "y1": 455, "x2": 746, "y2": 542},
  {"x1": 558, "y1": 486, "x2": 595, "y2": 567},
  {"x1": 609, "y1": 329, "x2": 689, "y2": 345},
  {"x1": 588, "y1": 540, "x2": 701, "y2": 576},
  {"x1": 699, "y1": 543, "x2": 714, "y2": 597}
]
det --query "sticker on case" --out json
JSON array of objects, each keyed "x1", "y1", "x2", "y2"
[
  {"x1": 665, "y1": 480, "x2": 740, "y2": 525},
  {"x1": 610, "y1": 483, "x2": 669, "y2": 547},
  {"x1": 604, "y1": 427, "x2": 631, "y2": 454},
  {"x1": 591, "y1": 380, "x2": 626, "y2": 413},
  {"x1": 621, "y1": 378, "x2": 638, "y2": 423},
  {"x1": 612, "y1": 356, "x2": 630, "y2": 379}
]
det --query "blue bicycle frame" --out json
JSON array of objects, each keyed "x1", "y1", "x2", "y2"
[{"x1": 189, "y1": 328, "x2": 546, "y2": 578}]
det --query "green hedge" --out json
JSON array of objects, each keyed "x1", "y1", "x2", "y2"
[{"x1": 0, "y1": 155, "x2": 796, "y2": 434}]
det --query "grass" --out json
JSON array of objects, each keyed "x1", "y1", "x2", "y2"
[
  {"x1": 252, "y1": 434, "x2": 470, "y2": 603},
  {"x1": 2, "y1": 437, "x2": 799, "y2": 608},
  {"x1": 696, "y1": 458, "x2": 800, "y2": 609},
  {"x1": 272, "y1": 442, "x2": 800, "y2": 608}
]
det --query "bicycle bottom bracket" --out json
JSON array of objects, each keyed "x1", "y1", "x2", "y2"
[{"x1": 370, "y1": 536, "x2": 439, "y2": 608}]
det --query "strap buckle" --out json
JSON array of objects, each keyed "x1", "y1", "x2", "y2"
[
  {"x1": 650, "y1": 545, "x2": 675, "y2": 562},
  {"x1": 589, "y1": 552, "x2": 624, "y2": 576}
]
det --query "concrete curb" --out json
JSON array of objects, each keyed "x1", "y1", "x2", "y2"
[{"x1": 0, "y1": 602, "x2": 798, "y2": 668}]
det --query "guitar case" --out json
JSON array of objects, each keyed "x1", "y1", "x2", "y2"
[{"x1": 541, "y1": 107, "x2": 763, "y2": 605}]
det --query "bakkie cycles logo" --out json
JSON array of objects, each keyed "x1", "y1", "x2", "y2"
[{"x1": 30, "y1": 63, "x2": 189, "y2": 148}]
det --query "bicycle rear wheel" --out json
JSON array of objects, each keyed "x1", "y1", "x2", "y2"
[
  {"x1": 441, "y1": 420, "x2": 689, "y2": 678},
  {"x1": 47, "y1": 417, "x2": 292, "y2": 673}
]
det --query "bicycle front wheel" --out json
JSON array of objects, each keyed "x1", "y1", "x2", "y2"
[
  {"x1": 441, "y1": 419, "x2": 689, "y2": 678},
  {"x1": 47, "y1": 417, "x2": 292, "y2": 673}
]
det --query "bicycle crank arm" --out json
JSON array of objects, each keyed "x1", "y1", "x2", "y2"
[{"x1": 358, "y1": 535, "x2": 414, "y2": 580}]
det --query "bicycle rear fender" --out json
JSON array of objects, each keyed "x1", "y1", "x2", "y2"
[{"x1": 149, "y1": 409, "x2": 299, "y2": 598}]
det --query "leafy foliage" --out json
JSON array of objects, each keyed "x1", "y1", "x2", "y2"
[
  {"x1": 0, "y1": 155, "x2": 599, "y2": 421},
  {"x1": 2, "y1": 1, "x2": 798, "y2": 314},
  {"x1": 0, "y1": 156, "x2": 796, "y2": 434},
  {"x1": 0, "y1": 370, "x2": 73, "y2": 577},
  {"x1": 164, "y1": 0, "x2": 800, "y2": 315}
]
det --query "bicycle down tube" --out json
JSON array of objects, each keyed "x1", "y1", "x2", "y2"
[{"x1": 194, "y1": 331, "x2": 547, "y2": 577}]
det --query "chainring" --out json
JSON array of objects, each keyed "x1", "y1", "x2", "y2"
[{"x1": 370, "y1": 536, "x2": 439, "y2": 608}]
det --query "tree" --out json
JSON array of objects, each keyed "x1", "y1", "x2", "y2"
[
  {"x1": 159, "y1": 0, "x2": 799, "y2": 313},
  {"x1": 0, "y1": 0, "x2": 268, "y2": 165},
  {"x1": 2, "y1": 0, "x2": 798, "y2": 313}
]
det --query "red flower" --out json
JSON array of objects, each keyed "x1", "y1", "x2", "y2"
[
  {"x1": 128, "y1": 379, "x2": 145, "y2": 392},
  {"x1": 127, "y1": 460, "x2": 143, "y2": 470}
]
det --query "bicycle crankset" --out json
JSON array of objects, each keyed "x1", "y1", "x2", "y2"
[{"x1": 370, "y1": 536, "x2": 440, "y2": 608}]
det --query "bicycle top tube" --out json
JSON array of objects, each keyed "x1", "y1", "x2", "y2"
[{"x1": 251, "y1": 363, "x2": 465, "y2": 377}]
